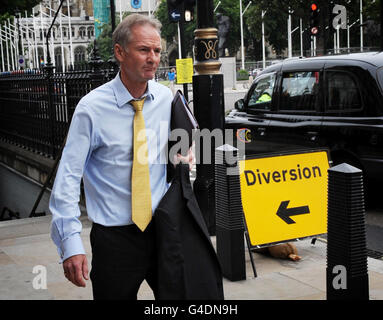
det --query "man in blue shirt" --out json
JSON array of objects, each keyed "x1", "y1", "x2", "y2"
[
  {"x1": 167, "y1": 67, "x2": 176, "y2": 95},
  {"x1": 49, "y1": 14, "x2": 192, "y2": 299}
]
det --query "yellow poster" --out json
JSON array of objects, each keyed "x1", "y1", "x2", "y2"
[
  {"x1": 176, "y1": 58, "x2": 193, "y2": 84},
  {"x1": 239, "y1": 150, "x2": 329, "y2": 246}
]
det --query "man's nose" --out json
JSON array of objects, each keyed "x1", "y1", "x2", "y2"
[{"x1": 147, "y1": 50, "x2": 155, "y2": 61}]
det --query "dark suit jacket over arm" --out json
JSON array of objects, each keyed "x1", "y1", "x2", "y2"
[{"x1": 155, "y1": 164, "x2": 224, "y2": 300}]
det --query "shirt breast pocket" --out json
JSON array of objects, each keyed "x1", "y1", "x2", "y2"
[{"x1": 95, "y1": 137, "x2": 133, "y2": 166}]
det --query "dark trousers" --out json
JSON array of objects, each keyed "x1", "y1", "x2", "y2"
[{"x1": 89, "y1": 221, "x2": 157, "y2": 300}]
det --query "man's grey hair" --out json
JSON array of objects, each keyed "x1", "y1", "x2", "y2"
[{"x1": 112, "y1": 13, "x2": 162, "y2": 51}]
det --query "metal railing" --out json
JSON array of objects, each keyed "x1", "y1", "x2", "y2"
[{"x1": 0, "y1": 48, "x2": 118, "y2": 159}]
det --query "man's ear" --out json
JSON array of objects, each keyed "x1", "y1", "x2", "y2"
[{"x1": 114, "y1": 44, "x2": 124, "y2": 63}]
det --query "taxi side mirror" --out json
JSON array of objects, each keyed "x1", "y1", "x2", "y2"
[{"x1": 235, "y1": 99, "x2": 245, "y2": 111}]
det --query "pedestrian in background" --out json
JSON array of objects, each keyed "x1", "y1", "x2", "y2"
[{"x1": 168, "y1": 67, "x2": 176, "y2": 95}]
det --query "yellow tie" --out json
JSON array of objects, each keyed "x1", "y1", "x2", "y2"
[{"x1": 131, "y1": 98, "x2": 152, "y2": 231}]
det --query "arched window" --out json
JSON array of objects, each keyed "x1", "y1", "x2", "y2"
[
  {"x1": 79, "y1": 27, "x2": 86, "y2": 38},
  {"x1": 87, "y1": 27, "x2": 94, "y2": 38},
  {"x1": 74, "y1": 46, "x2": 86, "y2": 63},
  {"x1": 55, "y1": 47, "x2": 65, "y2": 70}
]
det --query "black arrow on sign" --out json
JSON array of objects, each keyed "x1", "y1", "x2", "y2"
[{"x1": 276, "y1": 200, "x2": 310, "y2": 224}]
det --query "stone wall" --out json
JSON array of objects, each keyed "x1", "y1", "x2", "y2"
[{"x1": 0, "y1": 141, "x2": 55, "y2": 186}]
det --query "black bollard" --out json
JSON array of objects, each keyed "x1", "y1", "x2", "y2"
[
  {"x1": 215, "y1": 144, "x2": 246, "y2": 281},
  {"x1": 326, "y1": 163, "x2": 369, "y2": 300}
]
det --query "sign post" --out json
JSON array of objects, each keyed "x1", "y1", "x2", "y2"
[
  {"x1": 176, "y1": 58, "x2": 193, "y2": 84},
  {"x1": 18, "y1": 55, "x2": 25, "y2": 69},
  {"x1": 239, "y1": 150, "x2": 329, "y2": 249}
]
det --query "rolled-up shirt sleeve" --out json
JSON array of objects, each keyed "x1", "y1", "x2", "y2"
[{"x1": 49, "y1": 104, "x2": 95, "y2": 263}]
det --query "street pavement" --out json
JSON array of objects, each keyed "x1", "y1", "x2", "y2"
[{"x1": 1, "y1": 213, "x2": 383, "y2": 301}]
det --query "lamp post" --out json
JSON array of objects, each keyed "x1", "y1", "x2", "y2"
[
  {"x1": 193, "y1": 0, "x2": 225, "y2": 235},
  {"x1": 108, "y1": 0, "x2": 117, "y2": 69},
  {"x1": 381, "y1": 0, "x2": 383, "y2": 51},
  {"x1": 0, "y1": 26, "x2": 4, "y2": 71},
  {"x1": 239, "y1": 0, "x2": 244, "y2": 69},
  {"x1": 15, "y1": 8, "x2": 24, "y2": 69},
  {"x1": 239, "y1": 0, "x2": 251, "y2": 70},
  {"x1": 287, "y1": 8, "x2": 292, "y2": 58},
  {"x1": 360, "y1": 0, "x2": 363, "y2": 52},
  {"x1": 262, "y1": 10, "x2": 266, "y2": 68},
  {"x1": 110, "y1": 0, "x2": 116, "y2": 32}
]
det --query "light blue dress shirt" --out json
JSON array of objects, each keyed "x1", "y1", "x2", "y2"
[{"x1": 49, "y1": 73, "x2": 173, "y2": 262}]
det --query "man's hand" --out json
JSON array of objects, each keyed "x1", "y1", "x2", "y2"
[
  {"x1": 63, "y1": 254, "x2": 89, "y2": 287},
  {"x1": 173, "y1": 145, "x2": 195, "y2": 171}
]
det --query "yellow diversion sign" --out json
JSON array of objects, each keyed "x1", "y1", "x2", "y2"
[{"x1": 239, "y1": 150, "x2": 329, "y2": 247}]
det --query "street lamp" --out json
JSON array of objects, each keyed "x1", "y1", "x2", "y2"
[
  {"x1": 360, "y1": 0, "x2": 363, "y2": 52},
  {"x1": 110, "y1": 0, "x2": 116, "y2": 32},
  {"x1": 239, "y1": 0, "x2": 251, "y2": 70},
  {"x1": 347, "y1": 19, "x2": 359, "y2": 52},
  {"x1": 287, "y1": 8, "x2": 292, "y2": 58},
  {"x1": 15, "y1": 8, "x2": 24, "y2": 69},
  {"x1": 214, "y1": 1, "x2": 221, "y2": 12},
  {"x1": 262, "y1": 10, "x2": 266, "y2": 68},
  {"x1": 193, "y1": 0, "x2": 224, "y2": 235}
]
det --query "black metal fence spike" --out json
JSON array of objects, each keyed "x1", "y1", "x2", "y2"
[{"x1": 0, "y1": 60, "x2": 118, "y2": 158}]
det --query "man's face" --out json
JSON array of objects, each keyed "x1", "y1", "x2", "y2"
[{"x1": 116, "y1": 24, "x2": 162, "y2": 84}]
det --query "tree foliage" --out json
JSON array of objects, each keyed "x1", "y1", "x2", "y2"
[
  {"x1": 95, "y1": 0, "x2": 382, "y2": 65},
  {"x1": 155, "y1": 0, "x2": 196, "y2": 58},
  {"x1": 88, "y1": 13, "x2": 129, "y2": 62},
  {"x1": 88, "y1": 23, "x2": 113, "y2": 62},
  {"x1": 0, "y1": 0, "x2": 40, "y2": 15},
  {"x1": 156, "y1": 0, "x2": 381, "y2": 61},
  {"x1": 0, "y1": 0, "x2": 40, "y2": 25}
]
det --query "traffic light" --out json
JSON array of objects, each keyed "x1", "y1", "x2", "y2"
[
  {"x1": 310, "y1": 3, "x2": 320, "y2": 36},
  {"x1": 167, "y1": 0, "x2": 182, "y2": 23},
  {"x1": 167, "y1": 0, "x2": 196, "y2": 23},
  {"x1": 184, "y1": 0, "x2": 196, "y2": 22}
]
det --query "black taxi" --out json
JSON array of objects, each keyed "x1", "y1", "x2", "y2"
[{"x1": 226, "y1": 52, "x2": 383, "y2": 200}]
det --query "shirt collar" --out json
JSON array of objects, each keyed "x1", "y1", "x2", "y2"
[{"x1": 112, "y1": 72, "x2": 155, "y2": 108}]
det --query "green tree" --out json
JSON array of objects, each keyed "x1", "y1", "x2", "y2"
[
  {"x1": 246, "y1": 0, "x2": 381, "y2": 57},
  {"x1": 155, "y1": 0, "x2": 247, "y2": 59},
  {"x1": 155, "y1": 0, "x2": 196, "y2": 59},
  {"x1": 245, "y1": 0, "x2": 315, "y2": 57},
  {"x1": 99, "y1": 0, "x2": 381, "y2": 66},
  {"x1": 0, "y1": 0, "x2": 40, "y2": 15},
  {"x1": 88, "y1": 23, "x2": 113, "y2": 62},
  {"x1": 88, "y1": 13, "x2": 129, "y2": 62},
  {"x1": 0, "y1": 0, "x2": 40, "y2": 25}
]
